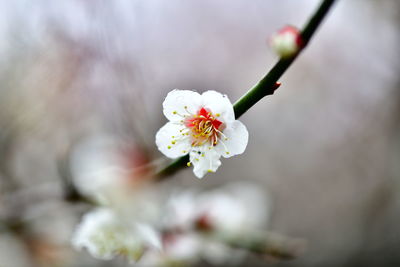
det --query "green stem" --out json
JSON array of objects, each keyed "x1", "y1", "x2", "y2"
[{"x1": 157, "y1": 0, "x2": 337, "y2": 179}]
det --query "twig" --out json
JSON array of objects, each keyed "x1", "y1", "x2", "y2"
[
  {"x1": 156, "y1": 0, "x2": 337, "y2": 179},
  {"x1": 214, "y1": 231, "x2": 307, "y2": 260}
]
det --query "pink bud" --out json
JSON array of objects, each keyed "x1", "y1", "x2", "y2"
[{"x1": 270, "y1": 26, "x2": 302, "y2": 58}]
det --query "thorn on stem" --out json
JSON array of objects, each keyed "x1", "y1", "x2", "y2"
[{"x1": 272, "y1": 82, "x2": 281, "y2": 90}]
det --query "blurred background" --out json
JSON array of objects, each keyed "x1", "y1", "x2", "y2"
[{"x1": 0, "y1": 0, "x2": 399, "y2": 266}]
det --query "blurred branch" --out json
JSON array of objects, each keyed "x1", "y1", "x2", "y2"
[
  {"x1": 0, "y1": 131, "x2": 19, "y2": 192},
  {"x1": 156, "y1": 0, "x2": 337, "y2": 179},
  {"x1": 214, "y1": 231, "x2": 306, "y2": 260}
]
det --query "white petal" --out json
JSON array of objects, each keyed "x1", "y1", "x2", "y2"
[
  {"x1": 135, "y1": 223, "x2": 162, "y2": 251},
  {"x1": 155, "y1": 122, "x2": 191, "y2": 158},
  {"x1": 215, "y1": 120, "x2": 248, "y2": 158},
  {"x1": 71, "y1": 208, "x2": 123, "y2": 260},
  {"x1": 167, "y1": 234, "x2": 202, "y2": 260},
  {"x1": 198, "y1": 182, "x2": 269, "y2": 232},
  {"x1": 201, "y1": 90, "x2": 235, "y2": 124},
  {"x1": 165, "y1": 191, "x2": 198, "y2": 229},
  {"x1": 222, "y1": 182, "x2": 270, "y2": 229},
  {"x1": 163, "y1": 89, "x2": 202, "y2": 122},
  {"x1": 201, "y1": 240, "x2": 239, "y2": 266},
  {"x1": 189, "y1": 147, "x2": 221, "y2": 178}
]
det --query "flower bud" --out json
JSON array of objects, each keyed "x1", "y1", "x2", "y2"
[{"x1": 270, "y1": 26, "x2": 302, "y2": 58}]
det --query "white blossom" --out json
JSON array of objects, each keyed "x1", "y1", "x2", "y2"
[
  {"x1": 71, "y1": 208, "x2": 161, "y2": 262},
  {"x1": 158, "y1": 182, "x2": 270, "y2": 265},
  {"x1": 156, "y1": 90, "x2": 249, "y2": 178},
  {"x1": 165, "y1": 182, "x2": 270, "y2": 234},
  {"x1": 197, "y1": 182, "x2": 270, "y2": 234},
  {"x1": 70, "y1": 135, "x2": 157, "y2": 210},
  {"x1": 70, "y1": 136, "x2": 135, "y2": 204},
  {"x1": 138, "y1": 233, "x2": 202, "y2": 267}
]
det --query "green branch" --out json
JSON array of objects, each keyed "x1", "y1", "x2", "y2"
[{"x1": 157, "y1": 0, "x2": 337, "y2": 179}]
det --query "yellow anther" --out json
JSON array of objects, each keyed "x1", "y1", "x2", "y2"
[
  {"x1": 171, "y1": 141, "x2": 176, "y2": 144},
  {"x1": 167, "y1": 146, "x2": 171, "y2": 149},
  {"x1": 195, "y1": 158, "x2": 199, "y2": 161},
  {"x1": 182, "y1": 150, "x2": 187, "y2": 153},
  {"x1": 173, "y1": 111, "x2": 177, "y2": 114},
  {"x1": 216, "y1": 113, "x2": 220, "y2": 117},
  {"x1": 187, "y1": 162, "x2": 191, "y2": 167},
  {"x1": 226, "y1": 152, "x2": 230, "y2": 155},
  {"x1": 172, "y1": 136, "x2": 175, "y2": 138},
  {"x1": 201, "y1": 154, "x2": 205, "y2": 157},
  {"x1": 184, "y1": 106, "x2": 188, "y2": 109},
  {"x1": 207, "y1": 169, "x2": 213, "y2": 173}
]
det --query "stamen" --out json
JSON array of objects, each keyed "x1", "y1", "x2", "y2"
[
  {"x1": 183, "y1": 106, "x2": 194, "y2": 116},
  {"x1": 183, "y1": 107, "x2": 225, "y2": 148},
  {"x1": 218, "y1": 139, "x2": 230, "y2": 154},
  {"x1": 172, "y1": 110, "x2": 187, "y2": 118},
  {"x1": 215, "y1": 129, "x2": 228, "y2": 140}
]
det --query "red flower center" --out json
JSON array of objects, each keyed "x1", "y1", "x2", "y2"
[{"x1": 184, "y1": 107, "x2": 224, "y2": 147}]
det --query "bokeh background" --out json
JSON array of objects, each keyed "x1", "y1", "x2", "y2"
[{"x1": 0, "y1": 0, "x2": 399, "y2": 266}]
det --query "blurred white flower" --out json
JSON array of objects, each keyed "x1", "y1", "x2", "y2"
[
  {"x1": 270, "y1": 25, "x2": 302, "y2": 58},
  {"x1": 165, "y1": 182, "x2": 270, "y2": 234},
  {"x1": 70, "y1": 136, "x2": 170, "y2": 263},
  {"x1": 71, "y1": 135, "x2": 151, "y2": 206},
  {"x1": 71, "y1": 208, "x2": 161, "y2": 262},
  {"x1": 158, "y1": 182, "x2": 271, "y2": 265},
  {"x1": 156, "y1": 89, "x2": 249, "y2": 178},
  {"x1": 138, "y1": 233, "x2": 202, "y2": 267},
  {"x1": 197, "y1": 182, "x2": 270, "y2": 234}
]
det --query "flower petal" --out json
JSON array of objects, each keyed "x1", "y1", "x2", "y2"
[
  {"x1": 189, "y1": 148, "x2": 221, "y2": 178},
  {"x1": 156, "y1": 122, "x2": 191, "y2": 158},
  {"x1": 71, "y1": 208, "x2": 124, "y2": 260},
  {"x1": 201, "y1": 90, "x2": 235, "y2": 124},
  {"x1": 135, "y1": 223, "x2": 162, "y2": 251},
  {"x1": 215, "y1": 120, "x2": 248, "y2": 158},
  {"x1": 163, "y1": 89, "x2": 202, "y2": 122}
]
